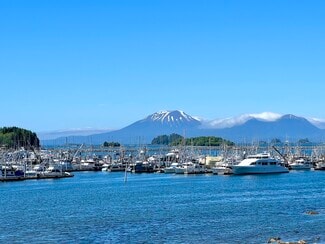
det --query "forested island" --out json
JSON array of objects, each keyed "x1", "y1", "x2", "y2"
[
  {"x1": 102, "y1": 141, "x2": 121, "y2": 147},
  {"x1": 151, "y1": 133, "x2": 235, "y2": 146},
  {"x1": 0, "y1": 127, "x2": 40, "y2": 149}
]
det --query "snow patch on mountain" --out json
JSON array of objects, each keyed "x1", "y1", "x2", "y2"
[{"x1": 146, "y1": 110, "x2": 200, "y2": 124}]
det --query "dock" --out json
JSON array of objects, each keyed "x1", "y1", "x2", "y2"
[{"x1": 0, "y1": 172, "x2": 74, "y2": 182}]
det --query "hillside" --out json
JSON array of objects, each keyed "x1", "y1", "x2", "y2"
[{"x1": 0, "y1": 127, "x2": 40, "y2": 149}]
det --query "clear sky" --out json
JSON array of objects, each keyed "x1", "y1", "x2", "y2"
[{"x1": 1, "y1": 0, "x2": 325, "y2": 133}]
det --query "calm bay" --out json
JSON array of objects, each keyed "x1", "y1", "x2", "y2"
[{"x1": 0, "y1": 171, "x2": 324, "y2": 243}]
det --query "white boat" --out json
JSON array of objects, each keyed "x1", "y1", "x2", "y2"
[
  {"x1": 101, "y1": 163, "x2": 110, "y2": 171},
  {"x1": 289, "y1": 158, "x2": 312, "y2": 170},
  {"x1": 175, "y1": 162, "x2": 205, "y2": 174},
  {"x1": 40, "y1": 165, "x2": 65, "y2": 178},
  {"x1": 108, "y1": 163, "x2": 126, "y2": 172},
  {"x1": 231, "y1": 153, "x2": 289, "y2": 175},
  {"x1": 211, "y1": 163, "x2": 233, "y2": 175},
  {"x1": 315, "y1": 160, "x2": 325, "y2": 170},
  {"x1": 211, "y1": 157, "x2": 238, "y2": 175},
  {"x1": 164, "y1": 162, "x2": 180, "y2": 173}
]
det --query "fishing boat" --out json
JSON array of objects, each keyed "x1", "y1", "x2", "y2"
[
  {"x1": 0, "y1": 166, "x2": 25, "y2": 180},
  {"x1": 288, "y1": 158, "x2": 312, "y2": 170},
  {"x1": 175, "y1": 161, "x2": 206, "y2": 174},
  {"x1": 211, "y1": 162, "x2": 233, "y2": 175},
  {"x1": 163, "y1": 162, "x2": 181, "y2": 173}
]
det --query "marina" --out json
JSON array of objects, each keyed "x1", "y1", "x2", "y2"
[
  {"x1": 1, "y1": 144, "x2": 325, "y2": 182},
  {"x1": 3, "y1": 0, "x2": 325, "y2": 243}
]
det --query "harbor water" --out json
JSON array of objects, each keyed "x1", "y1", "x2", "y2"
[{"x1": 0, "y1": 171, "x2": 324, "y2": 243}]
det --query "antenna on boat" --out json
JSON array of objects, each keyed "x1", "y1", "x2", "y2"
[{"x1": 272, "y1": 145, "x2": 289, "y2": 166}]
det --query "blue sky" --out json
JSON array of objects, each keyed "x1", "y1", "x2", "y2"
[{"x1": 1, "y1": 0, "x2": 325, "y2": 132}]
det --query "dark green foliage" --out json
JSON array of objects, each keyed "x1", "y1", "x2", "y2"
[
  {"x1": 152, "y1": 134, "x2": 234, "y2": 146},
  {"x1": 151, "y1": 133, "x2": 183, "y2": 145},
  {"x1": 0, "y1": 127, "x2": 40, "y2": 149},
  {"x1": 298, "y1": 138, "x2": 310, "y2": 144},
  {"x1": 103, "y1": 141, "x2": 121, "y2": 147},
  {"x1": 173, "y1": 136, "x2": 235, "y2": 147}
]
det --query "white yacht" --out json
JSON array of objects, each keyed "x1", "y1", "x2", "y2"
[{"x1": 231, "y1": 153, "x2": 289, "y2": 175}]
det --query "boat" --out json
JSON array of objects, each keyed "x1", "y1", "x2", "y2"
[
  {"x1": 231, "y1": 153, "x2": 289, "y2": 175},
  {"x1": 163, "y1": 162, "x2": 181, "y2": 173},
  {"x1": 314, "y1": 160, "x2": 325, "y2": 170},
  {"x1": 175, "y1": 162, "x2": 206, "y2": 174},
  {"x1": 211, "y1": 157, "x2": 238, "y2": 175},
  {"x1": 211, "y1": 162, "x2": 233, "y2": 175},
  {"x1": 133, "y1": 161, "x2": 154, "y2": 173},
  {"x1": 288, "y1": 158, "x2": 312, "y2": 170},
  {"x1": 39, "y1": 165, "x2": 65, "y2": 178},
  {"x1": 0, "y1": 166, "x2": 25, "y2": 180}
]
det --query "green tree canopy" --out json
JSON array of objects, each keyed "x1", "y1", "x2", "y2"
[
  {"x1": 151, "y1": 134, "x2": 234, "y2": 147},
  {"x1": 103, "y1": 141, "x2": 121, "y2": 147},
  {"x1": 151, "y1": 133, "x2": 183, "y2": 145},
  {"x1": 298, "y1": 138, "x2": 310, "y2": 144},
  {"x1": 0, "y1": 127, "x2": 40, "y2": 149}
]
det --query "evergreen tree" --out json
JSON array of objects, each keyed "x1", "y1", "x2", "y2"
[{"x1": 0, "y1": 127, "x2": 40, "y2": 149}]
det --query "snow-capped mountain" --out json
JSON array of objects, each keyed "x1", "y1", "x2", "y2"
[
  {"x1": 115, "y1": 110, "x2": 201, "y2": 137},
  {"x1": 41, "y1": 110, "x2": 202, "y2": 145},
  {"x1": 142, "y1": 110, "x2": 201, "y2": 127},
  {"x1": 41, "y1": 110, "x2": 325, "y2": 145}
]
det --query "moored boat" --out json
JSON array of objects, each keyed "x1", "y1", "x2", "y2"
[
  {"x1": 314, "y1": 160, "x2": 325, "y2": 170},
  {"x1": 231, "y1": 153, "x2": 289, "y2": 175},
  {"x1": 0, "y1": 166, "x2": 25, "y2": 180},
  {"x1": 163, "y1": 162, "x2": 181, "y2": 173},
  {"x1": 288, "y1": 158, "x2": 312, "y2": 170}
]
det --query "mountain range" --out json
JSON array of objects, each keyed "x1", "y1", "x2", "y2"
[{"x1": 40, "y1": 110, "x2": 325, "y2": 145}]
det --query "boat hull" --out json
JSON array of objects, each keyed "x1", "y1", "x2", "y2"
[{"x1": 231, "y1": 165, "x2": 289, "y2": 175}]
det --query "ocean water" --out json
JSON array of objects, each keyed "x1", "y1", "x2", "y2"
[{"x1": 0, "y1": 171, "x2": 324, "y2": 243}]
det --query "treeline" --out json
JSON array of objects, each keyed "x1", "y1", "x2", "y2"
[
  {"x1": 259, "y1": 138, "x2": 312, "y2": 145},
  {"x1": 151, "y1": 133, "x2": 234, "y2": 146},
  {"x1": 0, "y1": 127, "x2": 40, "y2": 149},
  {"x1": 103, "y1": 141, "x2": 121, "y2": 147},
  {"x1": 151, "y1": 133, "x2": 183, "y2": 145}
]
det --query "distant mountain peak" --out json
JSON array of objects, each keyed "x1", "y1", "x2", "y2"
[
  {"x1": 146, "y1": 110, "x2": 200, "y2": 124},
  {"x1": 281, "y1": 114, "x2": 305, "y2": 120}
]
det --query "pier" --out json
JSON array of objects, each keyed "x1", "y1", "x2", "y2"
[{"x1": 0, "y1": 172, "x2": 74, "y2": 182}]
